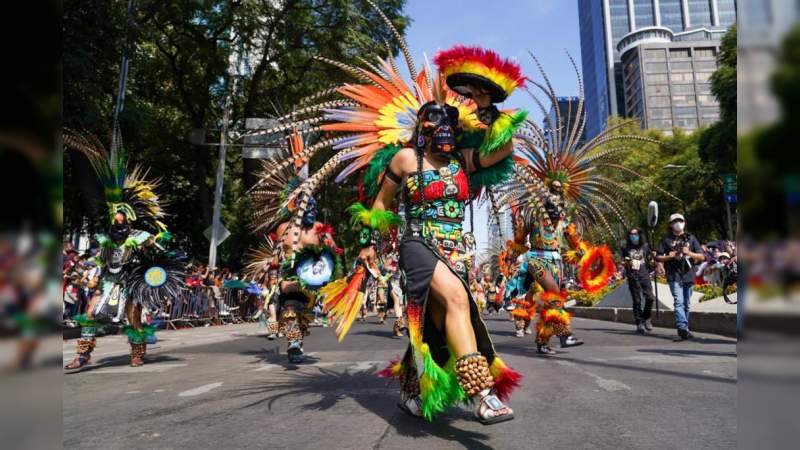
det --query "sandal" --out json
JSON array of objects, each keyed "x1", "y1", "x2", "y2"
[
  {"x1": 397, "y1": 396, "x2": 424, "y2": 419},
  {"x1": 474, "y1": 389, "x2": 514, "y2": 425}
]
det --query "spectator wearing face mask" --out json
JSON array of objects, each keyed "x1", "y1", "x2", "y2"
[
  {"x1": 621, "y1": 227, "x2": 656, "y2": 333},
  {"x1": 656, "y1": 213, "x2": 706, "y2": 341}
]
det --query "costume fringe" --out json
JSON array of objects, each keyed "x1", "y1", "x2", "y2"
[
  {"x1": 347, "y1": 202, "x2": 402, "y2": 233},
  {"x1": 578, "y1": 245, "x2": 615, "y2": 293},
  {"x1": 489, "y1": 357, "x2": 522, "y2": 402},
  {"x1": 479, "y1": 109, "x2": 528, "y2": 156},
  {"x1": 321, "y1": 266, "x2": 368, "y2": 341}
]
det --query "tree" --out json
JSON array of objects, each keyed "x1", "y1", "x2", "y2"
[{"x1": 63, "y1": 0, "x2": 410, "y2": 268}]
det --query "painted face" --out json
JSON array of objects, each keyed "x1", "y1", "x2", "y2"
[
  {"x1": 417, "y1": 101, "x2": 459, "y2": 155},
  {"x1": 302, "y1": 197, "x2": 317, "y2": 227},
  {"x1": 109, "y1": 212, "x2": 130, "y2": 243}
]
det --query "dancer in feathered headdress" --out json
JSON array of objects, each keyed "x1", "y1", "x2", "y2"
[
  {"x1": 64, "y1": 129, "x2": 184, "y2": 369},
  {"x1": 499, "y1": 53, "x2": 679, "y2": 355},
  {"x1": 246, "y1": 1, "x2": 523, "y2": 424},
  {"x1": 249, "y1": 132, "x2": 344, "y2": 363}
]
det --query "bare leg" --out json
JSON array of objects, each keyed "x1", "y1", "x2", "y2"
[{"x1": 428, "y1": 262, "x2": 476, "y2": 356}]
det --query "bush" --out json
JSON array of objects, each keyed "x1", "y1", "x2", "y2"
[
  {"x1": 567, "y1": 280, "x2": 623, "y2": 307},
  {"x1": 695, "y1": 284, "x2": 737, "y2": 302}
]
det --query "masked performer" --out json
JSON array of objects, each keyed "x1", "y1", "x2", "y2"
[
  {"x1": 64, "y1": 130, "x2": 183, "y2": 369},
  {"x1": 503, "y1": 54, "x2": 680, "y2": 355},
  {"x1": 237, "y1": 2, "x2": 525, "y2": 421},
  {"x1": 249, "y1": 135, "x2": 343, "y2": 364}
]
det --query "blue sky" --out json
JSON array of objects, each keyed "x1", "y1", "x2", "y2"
[{"x1": 402, "y1": 0, "x2": 583, "y2": 249}]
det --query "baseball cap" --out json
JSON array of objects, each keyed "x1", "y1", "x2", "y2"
[{"x1": 669, "y1": 213, "x2": 685, "y2": 223}]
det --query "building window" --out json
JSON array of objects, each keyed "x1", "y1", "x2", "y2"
[
  {"x1": 647, "y1": 73, "x2": 669, "y2": 83},
  {"x1": 700, "y1": 106, "x2": 720, "y2": 117},
  {"x1": 674, "y1": 106, "x2": 697, "y2": 117},
  {"x1": 717, "y1": 0, "x2": 737, "y2": 27},
  {"x1": 672, "y1": 95, "x2": 697, "y2": 106},
  {"x1": 694, "y1": 60, "x2": 718, "y2": 71},
  {"x1": 687, "y1": 0, "x2": 713, "y2": 27},
  {"x1": 694, "y1": 48, "x2": 716, "y2": 58},
  {"x1": 651, "y1": 119, "x2": 674, "y2": 129},
  {"x1": 695, "y1": 72, "x2": 713, "y2": 82},
  {"x1": 649, "y1": 107, "x2": 671, "y2": 119},
  {"x1": 660, "y1": 0, "x2": 685, "y2": 31},
  {"x1": 672, "y1": 84, "x2": 695, "y2": 94},
  {"x1": 675, "y1": 118, "x2": 699, "y2": 129},
  {"x1": 634, "y1": 0, "x2": 656, "y2": 28},
  {"x1": 645, "y1": 48, "x2": 666, "y2": 61},
  {"x1": 669, "y1": 48, "x2": 690, "y2": 59},
  {"x1": 670, "y1": 61, "x2": 694, "y2": 72},
  {"x1": 650, "y1": 96, "x2": 672, "y2": 107},
  {"x1": 670, "y1": 72, "x2": 695, "y2": 83},
  {"x1": 646, "y1": 62, "x2": 668, "y2": 73},
  {"x1": 647, "y1": 84, "x2": 670, "y2": 96},
  {"x1": 697, "y1": 94, "x2": 717, "y2": 105}
]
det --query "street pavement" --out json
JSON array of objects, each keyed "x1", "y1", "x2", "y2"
[{"x1": 63, "y1": 315, "x2": 736, "y2": 449}]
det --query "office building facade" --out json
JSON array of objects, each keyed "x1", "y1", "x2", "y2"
[{"x1": 578, "y1": 0, "x2": 737, "y2": 137}]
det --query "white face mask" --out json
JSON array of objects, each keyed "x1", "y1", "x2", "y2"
[{"x1": 672, "y1": 221, "x2": 685, "y2": 232}]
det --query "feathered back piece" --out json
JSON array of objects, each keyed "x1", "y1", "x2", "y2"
[
  {"x1": 503, "y1": 52, "x2": 681, "y2": 238},
  {"x1": 64, "y1": 128, "x2": 167, "y2": 233},
  {"x1": 434, "y1": 45, "x2": 527, "y2": 102}
]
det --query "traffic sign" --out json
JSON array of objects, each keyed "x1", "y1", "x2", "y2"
[
  {"x1": 725, "y1": 193, "x2": 737, "y2": 204},
  {"x1": 204, "y1": 223, "x2": 231, "y2": 244},
  {"x1": 721, "y1": 173, "x2": 737, "y2": 195}
]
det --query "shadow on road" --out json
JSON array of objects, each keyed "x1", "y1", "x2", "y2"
[
  {"x1": 580, "y1": 327, "x2": 735, "y2": 345},
  {"x1": 64, "y1": 354, "x2": 185, "y2": 374},
  {"x1": 637, "y1": 348, "x2": 737, "y2": 358},
  {"x1": 227, "y1": 361, "x2": 494, "y2": 448},
  {"x1": 239, "y1": 347, "x2": 321, "y2": 367}
]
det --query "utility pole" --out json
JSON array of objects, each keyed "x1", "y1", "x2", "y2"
[{"x1": 208, "y1": 40, "x2": 241, "y2": 269}]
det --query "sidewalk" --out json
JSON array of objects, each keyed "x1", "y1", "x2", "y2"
[{"x1": 568, "y1": 281, "x2": 737, "y2": 337}]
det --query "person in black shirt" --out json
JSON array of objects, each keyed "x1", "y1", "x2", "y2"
[
  {"x1": 655, "y1": 213, "x2": 706, "y2": 341},
  {"x1": 621, "y1": 227, "x2": 656, "y2": 333}
]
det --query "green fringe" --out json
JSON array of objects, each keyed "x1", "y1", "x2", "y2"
[
  {"x1": 417, "y1": 345, "x2": 467, "y2": 421},
  {"x1": 155, "y1": 230, "x2": 172, "y2": 242},
  {"x1": 362, "y1": 145, "x2": 402, "y2": 199},
  {"x1": 470, "y1": 155, "x2": 515, "y2": 190},
  {"x1": 479, "y1": 109, "x2": 528, "y2": 156},
  {"x1": 347, "y1": 202, "x2": 402, "y2": 233},
  {"x1": 72, "y1": 314, "x2": 97, "y2": 327},
  {"x1": 121, "y1": 324, "x2": 156, "y2": 344},
  {"x1": 458, "y1": 130, "x2": 485, "y2": 150}
]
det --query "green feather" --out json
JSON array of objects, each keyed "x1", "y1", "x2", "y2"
[
  {"x1": 470, "y1": 155, "x2": 514, "y2": 189},
  {"x1": 418, "y1": 345, "x2": 466, "y2": 421},
  {"x1": 347, "y1": 202, "x2": 402, "y2": 233},
  {"x1": 362, "y1": 145, "x2": 402, "y2": 199},
  {"x1": 479, "y1": 109, "x2": 528, "y2": 156},
  {"x1": 121, "y1": 324, "x2": 156, "y2": 344},
  {"x1": 72, "y1": 314, "x2": 97, "y2": 327}
]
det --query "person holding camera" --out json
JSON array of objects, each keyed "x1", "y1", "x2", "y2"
[
  {"x1": 621, "y1": 228, "x2": 656, "y2": 334},
  {"x1": 656, "y1": 214, "x2": 706, "y2": 341}
]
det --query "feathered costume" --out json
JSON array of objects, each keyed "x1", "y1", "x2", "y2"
[
  {"x1": 249, "y1": 130, "x2": 344, "y2": 363},
  {"x1": 64, "y1": 128, "x2": 184, "y2": 368},
  {"x1": 498, "y1": 53, "x2": 679, "y2": 353},
  {"x1": 244, "y1": 2, "x2": 522, "y2": 421}
]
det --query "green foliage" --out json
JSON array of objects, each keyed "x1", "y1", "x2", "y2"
[
  {"x1": 695, "y1": 283, "x2": 738, "y2": 303},
  {"x1": 568, "y1": 280, "x2": 622, "y2": 306},
  {"x1": 64, "y1": 0, "x2": 410, "y2": 268}
]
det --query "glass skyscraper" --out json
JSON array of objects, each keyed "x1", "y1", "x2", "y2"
[{"x1": 578, "y1": 0, "x2": 737, "y2": 138}]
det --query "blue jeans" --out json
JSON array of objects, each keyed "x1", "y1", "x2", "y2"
[{"x1": 668, "y1": 281, "x2": 693, "y2": 331}]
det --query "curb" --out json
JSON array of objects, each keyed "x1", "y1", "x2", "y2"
[{"x1": 567, "y1": 306, "x2": 737, "y2": 337}]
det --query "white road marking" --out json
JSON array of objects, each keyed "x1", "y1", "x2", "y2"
[
  {"x1": 125, "y1": 390, "x2": 141, "y2": 394},
  {"x1": 154, "y1": 389, "x2": 165, "y2": 393},
  {"x1": 557, "y1": 360, "x2": 631, "y2": 392},
  {"x1": 86, "y1": 363, "x2": 188, "y2": 374},
  {"x1": 178, "y1": 382, "x2": 223, "y2": 397}
]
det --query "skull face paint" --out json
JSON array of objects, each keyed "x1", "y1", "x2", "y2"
[{"x1": 416, "y1": 101, "x2": 460, "y2": 156}]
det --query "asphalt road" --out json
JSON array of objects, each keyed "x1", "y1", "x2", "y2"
[{"x1": 63, "y1": 315, "x2": 736, "y2": 449}]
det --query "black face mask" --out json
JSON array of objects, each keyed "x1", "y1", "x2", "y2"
[
  {"x1": 109, "y1": 221, "x2": 130, "y2": 243},
  {"x1": 477, "y1": 104, "x2": 500, "y2": 126},
  {"x1": 417, "y1": 102, "x2": 460, "y2": 155}
]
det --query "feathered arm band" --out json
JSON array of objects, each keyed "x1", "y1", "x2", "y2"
[
  {"x1": 348, "y1": 202, "x2": 401, "y2": 246},
  {"x1": 479, "y1": 109, "x2": 528, "y2": 156}
]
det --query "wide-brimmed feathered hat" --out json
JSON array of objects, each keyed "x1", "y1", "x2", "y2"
[{"x1": 434, "y1": 45, "x2": 527, "y2": 103}]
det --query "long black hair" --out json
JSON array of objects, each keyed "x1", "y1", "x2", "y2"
[{"x1": 626, "y1": 227, "x2": 646, "y2": 246}]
